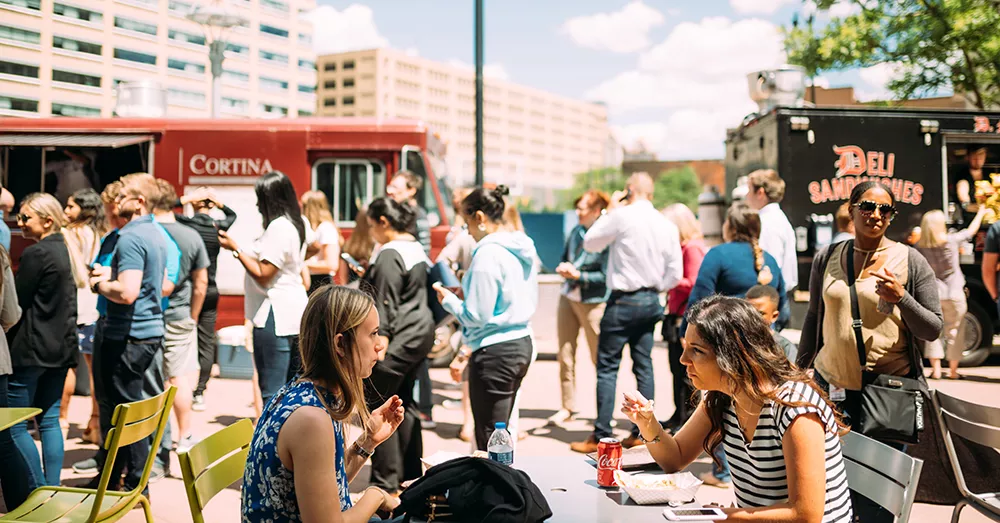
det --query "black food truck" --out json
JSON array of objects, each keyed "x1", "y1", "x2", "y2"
[{"x1": 725, "y1": 105, "x2": 1000, "y2": 366}]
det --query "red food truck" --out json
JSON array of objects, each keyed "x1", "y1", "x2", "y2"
[{"x1": 0, "y1": 117, "x2": 456, "y2": 328}]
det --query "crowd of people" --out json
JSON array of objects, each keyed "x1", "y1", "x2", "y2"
[{"x1": 0, "y1": 162, "x2": 991, "y2": 522}]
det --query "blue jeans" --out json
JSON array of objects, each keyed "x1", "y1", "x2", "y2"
[
  {"x1": 711, "y1": 445, "x2": 731, "y2": 482},
  {"x1": 252, "y1": 310, "x2": 296, "y2": 408},
  {"x1": 6, "y1": 366, "x2": 69, "y2": 488},
  {"x1": 594, "y1": 289, "x2": 663, "y2": 439},
  {"x1": 0, "y1": 374, "x2": 36, "y2": 507}
]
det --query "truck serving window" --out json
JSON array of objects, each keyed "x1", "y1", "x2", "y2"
[
  {"x1": 401, "y1": 146, "x2": 444, "y2": 227},
  {"x1": 312, "y1": 159, "x2": 385, "y2": 225}
]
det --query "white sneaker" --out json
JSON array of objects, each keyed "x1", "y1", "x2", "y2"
[
  {"x1": 546, "y1": 409, "x2": 575, "y2": 426},
  {"x1": 176, "y1": 434, "x2": 197, "y2": 454}
]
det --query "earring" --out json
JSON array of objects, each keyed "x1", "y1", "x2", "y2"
[{"x1": 478, "y1": 223, "x2": 486, "y2": 232}]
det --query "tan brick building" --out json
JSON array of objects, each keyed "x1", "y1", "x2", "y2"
[
  {"x1": 315, "y1": 48, "x2": 614, "y2": 205},
  {"x1": 0, "y1": 0, "x2": 317, "y2": 118}
]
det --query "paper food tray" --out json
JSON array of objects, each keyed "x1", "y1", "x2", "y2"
[
  {"x1": 586, "y1": 445, "x2": 660, "y2": 471},
  {"x1": 613, "y1": 470, "x2": 702, "y2": 506}
]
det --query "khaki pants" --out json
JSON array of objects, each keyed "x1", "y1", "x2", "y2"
[
  {"x1": 556, "y1": 296, "x2": 604, "y2": 412},
  {"x1": 924, "y1": 298, "x2": 967, "y2": 362}
]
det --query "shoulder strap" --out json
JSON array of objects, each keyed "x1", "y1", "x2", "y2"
[{"x1": 845, "y1": 241, "x2": 868, "y2": 369}]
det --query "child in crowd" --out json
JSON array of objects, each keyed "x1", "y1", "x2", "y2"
[{"x1": 745, "y1": 285, "x2": 797, "y2": 363}]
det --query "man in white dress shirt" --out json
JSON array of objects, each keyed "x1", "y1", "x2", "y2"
[
  {"x1": 746, "y1": 169, "x2": 797, "y2": 327},
  {"x1": 569, "y1": 172, "x2": 683, "y2": 453}
]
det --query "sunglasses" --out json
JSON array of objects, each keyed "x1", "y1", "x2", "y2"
[
  {"x1": 15, "y1": 213, "x2": 30, "y2": 223},
  {"x1": 853, "y1": 200, "x2": 897, "y2": 220}
]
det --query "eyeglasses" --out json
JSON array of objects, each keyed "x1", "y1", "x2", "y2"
[
  {"x1": 853, "y1": 200, "x2": 897, "y2": 220},
  {"x1": 15, "y1": 213, "x2": 31, "y2": 223}
]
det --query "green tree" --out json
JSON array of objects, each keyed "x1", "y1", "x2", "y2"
[
  {"x1": 557, "y1": 167, "x2": 627, "y2": 210},
  {"x1": 784, "y1": 0, "x2": 1000, "y2": 109},
  {"x1": 653, "y1": 166, "x2": 701, "y2": 211}
]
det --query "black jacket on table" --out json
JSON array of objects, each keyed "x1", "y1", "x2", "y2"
[
  {"x1": 8, "y1": 233, "x2": 78, "y2": 369},
  {"x1": 364, "y1": 239, "x2": 434, "y2": 358}
]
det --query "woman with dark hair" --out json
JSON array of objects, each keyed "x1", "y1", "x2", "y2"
[
  {"x1": 362, "y1": 197, "x2": 435, "y2": 495},
  {"x1": 341, "y1": 206, "x2": 376, "y2": 283},
  {"x1": 433, "y1": 185, "x2": 539, "y2": 451},
  {"x1": 623, "y1": 295, "x2": 852, "y2": 522},
  {"x1": 798, "y1": 181, "x2": 941, "y2": 430},
  {"x1": 219, "y1": 171, "x2": 310, "y2": 406},
  {"x1": 685, "y1": 200, "x2": 786, "y2": 487},
  {"x1": 59, "y1": 188, "x2": 107, "y2": 443}
]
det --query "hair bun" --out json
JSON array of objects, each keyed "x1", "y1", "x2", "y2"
[{"x1": 493, "y1": 185, "x2": 510, "y2": 197}]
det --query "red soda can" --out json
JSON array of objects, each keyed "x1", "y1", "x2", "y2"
[{"x1": 597, "y1": 437, "x2": 623, "y2": 487}]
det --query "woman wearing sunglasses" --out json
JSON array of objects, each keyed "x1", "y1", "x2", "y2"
[{"x1": 798, "y1": 181, "x2": 941, "y2": 433}]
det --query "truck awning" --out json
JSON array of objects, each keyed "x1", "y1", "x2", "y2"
[{"x1": 0, "y1": 133, "x2": 153, "y2": 148}]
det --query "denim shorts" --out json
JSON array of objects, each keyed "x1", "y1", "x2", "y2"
[{"x1": 77, "y1": 323, "x2": 97, "y2": 355}]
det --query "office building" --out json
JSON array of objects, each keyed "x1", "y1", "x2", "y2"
[
  {"x1": 316, "y1": 48, "x2": 612, "y2": 203},
  {"x1": 0, "y1": 0, "x2": 317, "y2": 118}
]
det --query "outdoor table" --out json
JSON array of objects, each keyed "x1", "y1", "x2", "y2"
[
  {"x1": 0, "y1": 408, "x2": 40, "y2": 432},
  {"x1": 511, "y1": 456, "x2": 717, "y2": 522}
]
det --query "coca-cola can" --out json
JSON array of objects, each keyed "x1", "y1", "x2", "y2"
[{"x1": 597, "y1": 437, "x2": 622, "y2": 487}]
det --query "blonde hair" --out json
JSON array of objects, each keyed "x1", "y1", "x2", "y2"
[
  {"x1": 298, "y1": 286, "x2": 375, "y2": 430},
  {"x1": 662, "y1": 203, "x2": 703, "y2": 243},
  {"x1": 502, "y1": 201, "x2": 524, "y2": 232},
  {"x1": 302, "y1": 190, "x2": 336, "y2": 229},
  {"x1": 101, "y1": 181, "x2": 123, "y2": 206},
  {"x1": 119, "y1": 173, "x2": 159, "y2": 212},
  {"x1": 917, "y1": 210, "x2": 949, "y2": 249},
  {"x1": 22, "y1": 193, "x2": 85, "y2": 287},
  {"x1": 747, "y1": 169, "x2": 786, "y2": 203}
]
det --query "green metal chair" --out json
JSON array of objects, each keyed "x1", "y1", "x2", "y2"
[
  {"x1": 934, "y1": 389, "x2": 1000, "y2": 523},
  {"x1": 0, "y1": 386, "x2": 176, "y2": 523},
  {"x1": 177, "y1": 418, "x2": 254, "y2": 523}
]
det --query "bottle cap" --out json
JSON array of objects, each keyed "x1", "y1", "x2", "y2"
[{"x1": 495, "y1": 422, "x2": 506, "y2": 430}]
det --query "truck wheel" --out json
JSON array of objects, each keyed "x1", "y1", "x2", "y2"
[{"x1": 960, "y1": 301, "x2": 993, "y2": 368}]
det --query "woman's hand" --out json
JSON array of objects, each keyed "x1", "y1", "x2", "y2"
[
  {"x1": 432, "y1": 282, "x2": 453, "y2": 304},
  {"x1": 367, "y1": 395, "x2": 404, "y2": 447},
  {"x1": 872, "y1": 267, "x2": 904, "y2": 304},
  {"x1": 621, "y1": 391, "x2": 656, "y2": 429},
  {"x1": 218, "y1": 229, "x2": 239, "y2": 252}
]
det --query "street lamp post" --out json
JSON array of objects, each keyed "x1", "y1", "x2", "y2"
[
  {"x1": 186, "y1": 3, "x2": 247, "y2": 118},
  {"x1": 474, "y1": 0, "x2": 484, "y2": 188}
]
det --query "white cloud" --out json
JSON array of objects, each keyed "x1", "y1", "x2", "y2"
[
  {"x1": 614, "y1": 107, "x2": 747, "y2": 160},
  {"x1": 560, "y1": 1, "x2": 666, "y2": 53},
  {"x1": 828, "y1": 1, "x2": 862, "y2": 17},
  {"x1": 308, "y1": 4, "x2": 388, "y2": 55},
  {"x1": 809, "y1": 76, "x2": 831, "y2": 88},
  {"x1": 446, "y1": 59, "x2": 510, "y2": 81},
  {"x1": 856, "y1": 62, "x2": 904, "y2": 101},
  {"x1": 730, "y1": 0, "x2": 795, "y2": 15}
]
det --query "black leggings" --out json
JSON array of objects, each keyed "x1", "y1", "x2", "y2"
[{"x1": 468, "y1": 336, "x2": 533, "y2": 451}]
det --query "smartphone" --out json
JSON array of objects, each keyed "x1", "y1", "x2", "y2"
[
  {"x1": 619, "y1": 188, "x2": 632, "y2": 203},
  {"x1": 662, "y1": 507, "x2": 727, "y2": 521},
  {"x1": 341, "y1": 253, "x2": 364, "y2": 274}
]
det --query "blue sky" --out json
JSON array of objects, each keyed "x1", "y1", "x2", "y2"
[{"x1": 311, "y1": 0, "x2": 889, "y2": 160}]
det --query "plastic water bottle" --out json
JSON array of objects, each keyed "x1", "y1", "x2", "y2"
[{"x1": 487, "y1": 421, "x2": 514, "y2": 466}]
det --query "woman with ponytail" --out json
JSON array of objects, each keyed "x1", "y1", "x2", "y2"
[{"x1": 685, "y1": 200, "x2": 786, "y2": 487}]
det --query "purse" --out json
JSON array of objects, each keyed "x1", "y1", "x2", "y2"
[{"x1": 846, "y1": 242, "x2": 926, "y2": 444}]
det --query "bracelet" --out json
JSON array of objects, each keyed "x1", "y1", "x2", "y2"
[
  {"x1": 638, "y1": 426, "x2": 663, "y2": 444},
  {"x1": 352, "y1": 440, "x2": 373, "y2": 459},
  {"x1": 91, "y1": 281, "x2": 101, "y2": 294}
]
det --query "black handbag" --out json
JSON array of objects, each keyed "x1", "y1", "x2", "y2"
[{"x1": 846, "y1": 242, "x2": 926, "y2": 444}]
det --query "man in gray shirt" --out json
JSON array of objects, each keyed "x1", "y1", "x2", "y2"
[{"x1": 152, "y1": 180, "x2": 209, "y2": 475}]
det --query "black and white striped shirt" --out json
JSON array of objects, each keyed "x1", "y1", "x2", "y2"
[{"x1": 721, "y1": 381, "x2": 853, "y2": 522}]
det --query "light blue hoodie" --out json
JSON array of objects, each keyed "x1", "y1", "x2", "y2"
[{"x1": 441, "y1": 230, "x2": 538, "y2": 350}]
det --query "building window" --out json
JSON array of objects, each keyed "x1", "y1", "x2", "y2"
[
  {"x1": 259, "y1": 50, "x2": 288, "y2": 65},
  {"x1": 0, "y1": 95, "x2": 38, "y2": 112},
  {"x1": 298, "y1": 84, "x2": 315, "y2": 94},
  {"x1": 168, "y1": 58, "x2": 205, "y2": 74},
  {"x1": 0, "y1": 60, "x2": 39, "y2": 79},
  {"x1": 259, "y1": 23, "x2": 288, "y2": 39},
  {"x1": 221, "y1": 97, "x2": 248, "y2": 113},
  {"x1": 298, "y1": 109, "x2": 313, "y2": 116},
  {"x1": 0, "y1": 24, "x2": 41, "y2": 45},
  {"x1": 167, "y1": 88, "x2": 205, "y2": 108},
  {"x1": 298, "y1": 59, "x2": 315, "y2": 70},
  {"x1": 298, "y1": 32, "x2": 311, "y2": 45},
  {"x1": 1, "y1": 0, "x2": 41, "y2": 10},
  {"x1": 53, "y1": 69, "x2": 101, "y2": 87},
  {"x1": 114, "y1": 16, "x2": 158, "y2": 36},
  {"x1": 260, "y1": 0, "x2": 288, "y2": 11},
  {"x1": 168, "y1": 28, "x2": 204, "y2": 46},
  {"x1": 54, "y1": 35, "x2": 101, "y2": 55},
  {"x1": 52, "y1": 102, "x2": 101, "y2": 117},
  {"x1": 343, "y1": 96, "x2": 354, "y2": 106},
  {"x1": 323, "y1": 80, "x2": 336, "y2": 89},
  {"x1": 343, "y1": 60, "x2": 355, "y2": 70},
  {"x1": 53, "y1": 2, "x2": 101, "y2": 23},
  {"x1": 323, "y1": 98, "x2": 335, "y2": 107},
  {"x1": 324, "y1": 62, "x2": 336, "y2": 71},
  {"x1": 259, "y1": 103, "x2": 287, "y2": 116},
  {"x1": 259, "y1": 76, "x2": 288, "y2": 92},
  {"x1": 222, "y1": 69, "x2": 249, "y2": 83},
  {"x1": 167, "y1": 0, "x2": 193, "y2": 14},
  {"x1": 114, "y1": 48, "x2": 157, "y2": 65},
  {"x1": 225, "y1": 43, "x2": 248, "y2": 57},
  {"x1": 342, "y1": 78, "x2": 355, "y2": 88}
]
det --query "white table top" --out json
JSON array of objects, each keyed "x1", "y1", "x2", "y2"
[{"x1": 514, "y1": 456, "x2": 717, "y2": 522}]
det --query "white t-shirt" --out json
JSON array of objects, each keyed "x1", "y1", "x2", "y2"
[
  {"x1": 244, "y1": 216, "x2": 309, "y2": 337},
  {"x1": 308, "y1": 220, "x2": 341, "y2": 276}
]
